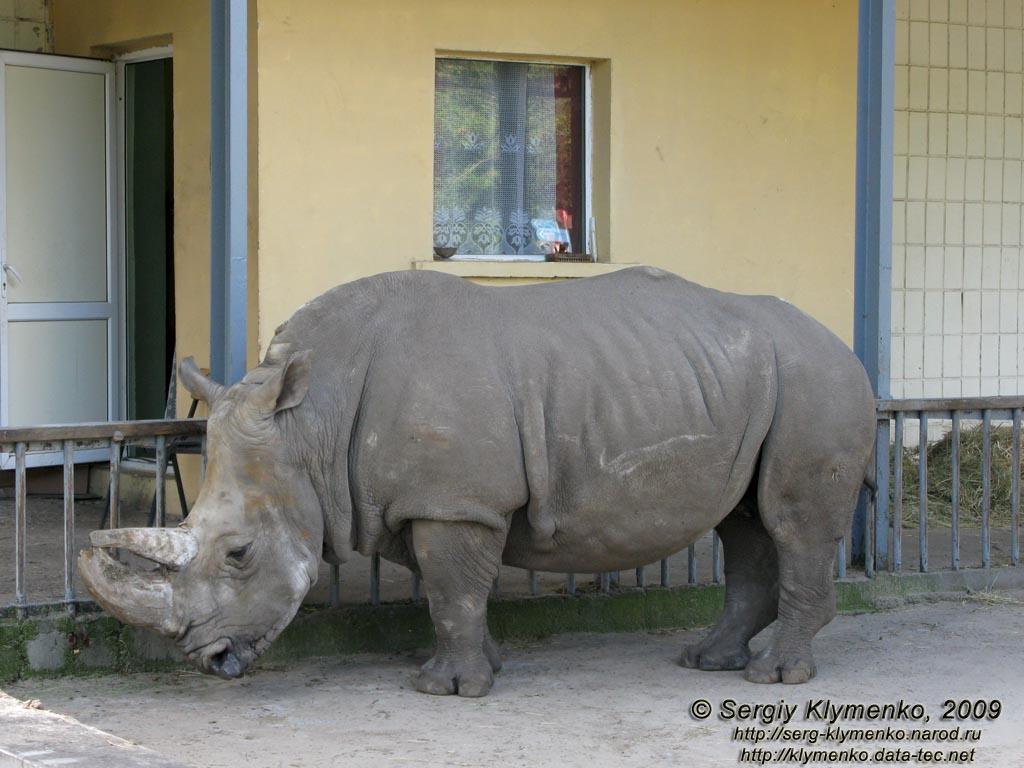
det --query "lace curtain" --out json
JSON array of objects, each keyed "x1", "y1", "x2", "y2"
[{"x1": 433, "y1": 59, "x2": 579, "y2": 258}]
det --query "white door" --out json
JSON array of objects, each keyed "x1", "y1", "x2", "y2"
[{"x1": 0, "y1": 53, "x2": 118, "y2": 465}]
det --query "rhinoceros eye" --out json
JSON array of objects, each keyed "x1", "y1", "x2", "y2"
[{"x1": 226, "y1": 543, "x2": 251, "y2": 563}]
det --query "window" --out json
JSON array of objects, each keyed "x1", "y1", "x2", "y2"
[{"x1": 433, "y1": 58, "x2": 587, "y2": 259}]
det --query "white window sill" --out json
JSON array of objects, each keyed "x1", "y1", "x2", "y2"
[{"x1": 411, "y1": 259, "x2": 638, "y2": 279}]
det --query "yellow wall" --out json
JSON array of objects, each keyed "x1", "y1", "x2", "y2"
[
  {"x1": 48, "y1": 0, "x2": 860, "y2": 383},
  {"x1": 257, "y1": 0, "x2": 859, "y2": 344}
]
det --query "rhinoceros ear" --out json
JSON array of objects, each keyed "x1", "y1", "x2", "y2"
[
  {"x1": 252, "y1": 349, "x2": 312, "y2": 416},
  {"x1": 179, "y1": 356, "x2": 226, "y2": 406}
]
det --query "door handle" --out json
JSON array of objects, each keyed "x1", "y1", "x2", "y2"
[
  {"x1": 2, "y1": 263, "x2": 22, "y2": 284},
  {"x1": 1, "y1": 262, "x2": 21, "y2": 299}
]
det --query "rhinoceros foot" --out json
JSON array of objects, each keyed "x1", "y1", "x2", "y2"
[
  {"x1": 416, "y1": 654, "x2": 494, "y2": 697},
  {"x1": 744, "y1": 646, "x2": 817, "y2": 685},
  {"x1": 679, "y1": 639, "x2": 751, "y2": 671}
]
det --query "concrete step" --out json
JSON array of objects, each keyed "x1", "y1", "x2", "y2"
[{"x1": 0, "y1": 691, "x2": 191, "y2": 767}]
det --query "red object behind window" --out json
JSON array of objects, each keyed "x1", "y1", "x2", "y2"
[{"x1": 554, "y1": 67, "x2": 584, "y2": 252}]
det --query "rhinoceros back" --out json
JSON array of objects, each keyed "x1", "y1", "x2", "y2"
[{"x1": 279, "y1": 267, "x2": 778, "y2": 570}]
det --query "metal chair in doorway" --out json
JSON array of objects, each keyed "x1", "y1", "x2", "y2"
[{"x1": 99, "y1": 357, "x2": 205, "y2": 529}]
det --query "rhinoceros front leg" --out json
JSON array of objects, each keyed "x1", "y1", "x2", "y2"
[{"x1": 411, "y1": 519, "x2": 505, "y2": 697}]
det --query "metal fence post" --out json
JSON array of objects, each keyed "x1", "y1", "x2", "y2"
[
  {"x1": 918, "y1": 412, "x2": 928, "y2": 573},
  {"x1": 1013, "y1": 409, "x2": 1021, "y2": 567},
  {"x1": 63, "y1": 440, "x2": 76, "y2": 611},
  {"x1": 14, "y1": 443, "x2": 27, "y2": 618},
  {"x1": 873, "y1": 418, "x2": 891, "y2": 573},
  {"x1": 893, "y1": 411, "x2": 904, "y2": 571}
]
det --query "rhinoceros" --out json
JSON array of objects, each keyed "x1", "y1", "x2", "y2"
[{"x1": 79, "y1": 266, "x2": 875, "y2": 696}]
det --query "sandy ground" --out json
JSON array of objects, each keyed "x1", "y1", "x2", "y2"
[{"x1": 5, "y1": 593, "x2": 1024, "y2": 768}]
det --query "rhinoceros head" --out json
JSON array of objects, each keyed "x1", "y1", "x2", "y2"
[{"x1": 79, "y1": 349, "x2": 322, "y2": 679}]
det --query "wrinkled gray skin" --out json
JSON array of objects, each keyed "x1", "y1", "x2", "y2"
[{"x1": 80, "y1": 267, "x2": 875, "y2": 696}]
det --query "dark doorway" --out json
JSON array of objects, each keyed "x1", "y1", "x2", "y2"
[{"x1": 125, "y1": 57, "x2": 175, "y2": 420}]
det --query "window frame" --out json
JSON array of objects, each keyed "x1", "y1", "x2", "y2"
[{"x1": 433, "y1": 54, "x2": 593, "y2": 261}]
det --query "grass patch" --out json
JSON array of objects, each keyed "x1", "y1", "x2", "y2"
[
  {"x1": 895, "y1": 424, "x2": 1020, "y2": 528},
  {"x1": 0, "y1": 621, "x2": 35, "y2": 681}
]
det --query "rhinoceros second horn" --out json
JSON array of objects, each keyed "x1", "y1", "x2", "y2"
[{"x1": 89, "y1": 527, "x2": 198, "y2": 570}]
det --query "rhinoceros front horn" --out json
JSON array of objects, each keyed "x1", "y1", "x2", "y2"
[
  {"x1": 78, "y1": 545, "x2": 177, "y2": 635},
  {"x1": 89, "y1": 527, "x2": 198, "y2": 569},
  {"x1": 77, "y1": 528, "x2": 197, "y2": 635}
]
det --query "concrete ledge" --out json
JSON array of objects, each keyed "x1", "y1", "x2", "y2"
[
  {"x1": 0, "y1": 692, "x2": 191, "y2": 767},
  {"x1": 411, "y1": 259, "x2": 638, "y2": 279},
  {"x1": 834, "y1": 567, "x2": 1024, "y2": 608},
  {"x1": 2, "y1": 567, "x2": 1022, "y2": 682}
]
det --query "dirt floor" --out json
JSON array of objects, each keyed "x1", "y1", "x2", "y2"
[{"x1": 4, "y1": 593, "x2": 1024, "y2": 768}]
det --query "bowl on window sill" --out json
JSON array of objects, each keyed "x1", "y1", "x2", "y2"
[{"x1": 433, "y1": 246, "x2": 458, "y2": 260}]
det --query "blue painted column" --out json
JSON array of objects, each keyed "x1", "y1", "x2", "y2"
[
  {"x1": 209, "y1": 0, "x2": 248, "y2": 385},
  {"x1": 852, "y1": 0, "x2": 895, "y2": 569}
]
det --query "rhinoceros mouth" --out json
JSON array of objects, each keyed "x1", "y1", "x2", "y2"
[
  {"x1": 184, "y1": 616, "x2": 286, "y2": 679},
  {"x1": 199, "y1": 638, "x2": 246, "y2": 679}
]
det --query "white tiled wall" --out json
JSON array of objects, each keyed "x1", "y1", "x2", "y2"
[
  {"x1": 0, "y1": 0, "x2": 51, "y2": 53},
  {"x1": 894, "y1": 0, "x2": 1024, "y2": 399}
]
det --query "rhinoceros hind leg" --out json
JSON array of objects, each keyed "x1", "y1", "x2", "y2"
[
  {"x1": 411, "y1": 519, "x2": 505, "y2": 697},
  {"x1": 741, "y1": 345, "x2": 873, "y2": 684},
  {"x1": 742, "y1": 535, "x2": 837, "y2": 685},
  {"x1": 680, "y1": 496, "x2": 778, "y2": 671}
]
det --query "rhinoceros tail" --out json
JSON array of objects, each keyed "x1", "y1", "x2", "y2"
[
  {"x1": 862, "y1": 474, "x2": 877, "y2": 502},
  {"x1": 862, "y1": 441, "x2": 878, "y2": 502}
]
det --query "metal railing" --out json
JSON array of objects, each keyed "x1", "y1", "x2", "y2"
[
  {"x1": 0, "y1": 420, "x2": 205, "y2": 618},
  {"x1": 3, "y1": 397, "x2": 1023, "y2": 618},
  {"x1": 871, "y1": 396, "x2": 1024, "y2": 576}
]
